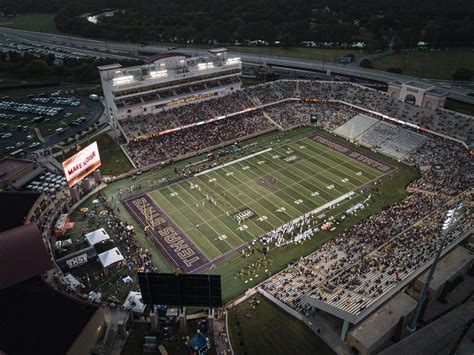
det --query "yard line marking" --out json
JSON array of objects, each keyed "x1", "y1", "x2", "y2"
[
  {"x1": 152, "y1": 189, "x2": 223, "y2": 257},
  {"x1": 175, "y1": 184, "x2": 247, "y2": 248},
  {"x1": 195, "y1": 148, "x2": 273, "y2": 176},
  {"x1": 196, "y1": 172, "x2": 274, "y2": 234},
  {"x1": 191, "y1": 152, "x2": 368, "y2": 231}
]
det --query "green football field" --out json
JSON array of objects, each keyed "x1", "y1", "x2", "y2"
[{"x1": 148, "y1": 136, "x2": 386, "y2": 261}]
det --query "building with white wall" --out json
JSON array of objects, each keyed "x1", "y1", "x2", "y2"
[{"x1": 98, "y1": 48, "x2": 242, "y2": 130}]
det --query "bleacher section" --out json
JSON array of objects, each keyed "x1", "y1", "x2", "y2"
[
  {"x1": 378, "y1": 129, "x2": 427, "y2": 160},
  {"x1": 359, "y1": 121, "x2": 399, "y2": 148},
  {"x1": 334, "y1": 114, "x2": 379, "y2": 140},
  {"x1": 306, "y1": 210, "x2": 472, "y2": 322},
  {"x1": 334, "y1": 115, "x2": 427, "y2": 160}
]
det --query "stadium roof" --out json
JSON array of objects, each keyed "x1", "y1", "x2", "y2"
[
  {"x1": 144, "y1": 52, "x2": 191, "y2": 64},
  {"x1": 348, "y1": 292, "x2": 417, "y2": 350},
  {"x1": 98, "y1": 63, "x2": 122, "y2": 71},
  {"x1": 0, "y1": 157, "x2": 36, "y2": 183},
  {"x1": 0, "y1": 223, "x2": 53, "y2": 290},
  {"x1": 0, "y1": 276, "x2": 99, "y2": 354},
  {"x1": 416, "y1": 246, "x2": 473, "y2": 292},
  {"x1": 208, "y1": 47, "x2": 228, "y2": 53},
  {"x1": 380, "y1": 296, "x2": 474, "y2": 355},
  {"x1": 0, "y1": 191, "x2": 42, "y2": 232}
]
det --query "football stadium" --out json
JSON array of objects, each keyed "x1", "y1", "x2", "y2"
[
  {"x1": 1, "y1": 46, "x2": 472, "y2": 354},
  {"x1": 123, "y1": 133, "x2": 392, "y2": 272}
]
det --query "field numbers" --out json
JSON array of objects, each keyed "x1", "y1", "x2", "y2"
[
  {"x1": 257, "y1": 160, "x2": 266, "y2": 165},
  {"x1": 218, "y1": 235, "x2": 227, "y2": 240},
  {"x1": 326, "y1": 184, "x2": 335, "y2": 190},
  {"x1": 237, "y1": 224, "x2": 248, "y2": 231},
  {"x1": 226, "y1": 172, "x2": 234, "y2": 176},
  {"x1": 356, "y1": 171, "x2": 363, "y2": 176},
  {"x1": 208, "y1": 178, "x2": 217, "y2": 183},
  {"x1": 257, "y1": 215, "x2": 268, "y2": 222},
  {"x1": 276, "y1": 207, "x2": 287, "y2": 213},
  {"x1": 311, "y1": 191, "x2": 320, "y2": 197},
  {"x1": 170, "y1": 191, "x2": 178, "y2": 197},
  {"x1": 272, "y1": 155, "x2": 280, "y2": 159},
  {"x1": 242, "y1": 166, "x2": 250, "y2": 170},
  {"x1": 294, "y1": 199, "x2": 304, "y2": 205}
]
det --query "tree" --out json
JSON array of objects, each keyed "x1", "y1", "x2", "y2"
[
  {"x1": 73, "y1": 63, "x2": 97, "y2": 82},
  {"x1": 44, "y1": 53, "x2": 56, "y2": 66},
  {"x1": 27, "y1": 59, "x2": 50, "y2": 77},
  {"x1": 452, "y1": 68, "x2": 472, "y2": 81},
  {"x1": 359, "y1": 59, "x2": 373, "y2": 69},
  {"x1": 280, "y1": 33, "x2": 296, "y2": 48}
]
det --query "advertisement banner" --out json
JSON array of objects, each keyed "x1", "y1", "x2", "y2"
[{"x1": 62, "y1": 141, "x2": 101, "y2": 187}]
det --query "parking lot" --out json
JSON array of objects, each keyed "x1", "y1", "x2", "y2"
[
  {"x1": 26, "y1": 170, "x2": 68, "y2": 195},
  {"x1": 0, "y1": 89, "x2": 103, "y2": 157},
  {"x1": 0, "y1": 39, "x2": 106, "y2": 62}
]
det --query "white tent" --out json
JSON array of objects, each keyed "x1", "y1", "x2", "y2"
[
  {"x1": 123, "y1": 291, "x2": 146, "y2": 314},
  {"x1": 98, "y1": 247, "x2": 124, "y2": 268},
  {"x1": 85, "y1": 228, "x2": 110, "y2": 246}
]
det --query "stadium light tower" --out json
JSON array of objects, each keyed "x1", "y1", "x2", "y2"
[{"x1": 406, "y1": 201, "x2": 464, "y2": 333}]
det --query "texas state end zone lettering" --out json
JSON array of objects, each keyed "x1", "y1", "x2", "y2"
[
  {"x1": 311, "y1": 133, "x2": 395, "y2": 173},
  {"x1": 123, "y1": 194, "x2": 208, "y2": 272}
]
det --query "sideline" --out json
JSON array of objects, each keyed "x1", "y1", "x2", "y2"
[{"x1": 194, "y1": 148, "x2": 273, "y2": 176}]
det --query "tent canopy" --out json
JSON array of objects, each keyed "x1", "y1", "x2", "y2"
[
  {"x1": 98, "y1": 247, "x2": 124, "y2": 268},
  {"x1": 123, "y1": 291, "x2": 146, "y2": 313},
  {"x1": 85, "y1": 228, "x2": 110, "y2": 246}
]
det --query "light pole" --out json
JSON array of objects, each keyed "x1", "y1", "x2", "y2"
[{"x1": 406, "y1": 201, "x2": 464, "y2": 333}]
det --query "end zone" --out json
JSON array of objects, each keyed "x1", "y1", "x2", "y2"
[{"x1": 122, "y1": 193, "x2": 209, "y2": 273}]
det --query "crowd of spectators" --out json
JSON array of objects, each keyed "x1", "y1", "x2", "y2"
[
  {"x1": 265, "y1": 101, "x2": 357, "y2": 130},
  {"x1": 407, "y1": 139, "x2": 473, "y2": 196},
  {"x1": 119, "y1": 79, "x2": 472, "y2": 170},
  {"x1": 119, "y1": 90, "x2": 255, "y2": 140},
  {"x1": 297, "y1": 81, "x2": 473, "y2": 142},
  {"x1": 260, "y1": 114, "x2": 472, "y2": 315},
  {"x1": 307, "y1": 201, "x2": 472, "y2": 317},
  {"x1": 125, "y1": 110, "x2": 275, "y2": 168},
  {"x1": 262, "y1": 185, "x2": 472, "y2": 312}
]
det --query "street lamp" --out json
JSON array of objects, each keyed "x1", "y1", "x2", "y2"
[{"x1": 406, "y1": 201, "x2": 464, "y2": 333}]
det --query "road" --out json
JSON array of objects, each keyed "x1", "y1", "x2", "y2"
[{"x1": 1, "y1": 27, "x2": 473, "y2": 105}]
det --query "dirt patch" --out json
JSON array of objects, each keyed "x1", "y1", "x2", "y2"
[{"x1": 258, "y1": 176, "x2": 278, "y2": 188}]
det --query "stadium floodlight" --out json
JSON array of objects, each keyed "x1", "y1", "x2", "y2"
[
  {"x1": 112, "y1": 75, "x2": 134, "y2": 86},
  {"x1": 407, "y1": 201, "x2": 464, "y2": 333},
  {"x1": 150, "y1": 70, "x2": 168, "y2": 78},
  {"x1": 226, "y1": 57, "x2": 241, "y2": 65},
  {"x1": 198, "y1": 62, "x2": 215, "y2": 70}
]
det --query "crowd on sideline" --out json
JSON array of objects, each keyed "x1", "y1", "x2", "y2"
[
  {"x1": 126, "y1": 110, "x2": 274, "y2": 168},
  {"x1": 119, "y1": 80, "x2": 472, "y2": 170}
]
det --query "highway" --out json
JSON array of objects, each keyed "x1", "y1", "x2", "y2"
[{"x1": 1, "y1": 26, "x2": 473, "y2": 105}]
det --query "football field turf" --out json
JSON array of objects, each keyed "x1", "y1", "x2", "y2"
[{"x1": 131, "y1": 133, "x2": 393, "y2": 269}]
